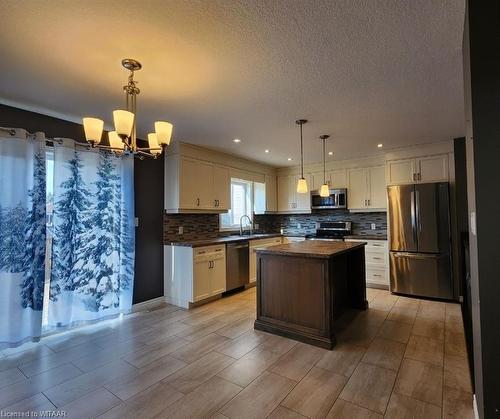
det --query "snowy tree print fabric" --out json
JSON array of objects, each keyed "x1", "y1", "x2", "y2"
[
  {"x1": 47, "y1": 143, "x2": 134, "y2": 328},
  {"x1": 0, "y1": 131, "x2": 47, "y2": 347}
]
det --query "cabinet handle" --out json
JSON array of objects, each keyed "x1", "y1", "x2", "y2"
[
  {"x1": 367, "y1": 199, "x2": 370, "y2": 206},
  {"x1": 372, "y1": 274, "x2": 382, "y2": 277},
  {"x1": 372, "y1": 257, "x2": 382, "y2": 260},
  {"x1": 418, "y1": 173, "x2": 421, "y2": 181},
  {"x1": 197, "y1": 198, "x2": 200, "y2": 207}
]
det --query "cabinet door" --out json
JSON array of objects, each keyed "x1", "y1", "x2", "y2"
[
  {"x1": 277, "y1": 175, "x2": 290, "y2": 212},
  {"x1": 386, "y1": 158, "x2": 416, "y2": 185},
  {"x1": 249, "y1": 246, "x2": 257, "y2": 283},
  {"x1": 179, "y1": 158, "x2": 213, "y2": 209},
  {"x1": 193, "y1": 258, "x2": 211, "y2": 301},
  {"x1": 329, "y1": 169, "x2": 347, "y2": 188},
  {"x1": 347, "y1": 168, "x2": 368, "y2": 209},
  {"x1": 417, "y1": 155, "x2": 448, "y2": 183},
  {"x1": 210, "y1": 255, "x2": 226, "y2": 295},
  {"x1": 311, "y1": 172, "x2": 326, "y2": 191},
  {"x1": 265, "y1": 174, "x2": 277, "y2": 212},
  {"x1": 179, "y1": 158, "x2": 201, "y2": 209},
  {"x1": 368, "y1": 166, "x2": 387, "y2": 209},
  {"x1": 295, "y1": 174, "x2": 311, "y2": 211},
  {"x1": 213, "y1": 166, "x2": 230, "y2": 209}
]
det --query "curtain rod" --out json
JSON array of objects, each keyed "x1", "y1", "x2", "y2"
[{"x1": 0, "y1": 127, "x2": 94, "y2": 149}]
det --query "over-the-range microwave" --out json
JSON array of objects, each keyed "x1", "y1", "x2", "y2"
[{"x1": 311, "y1": 188, "x2": 347, "y2": 209}]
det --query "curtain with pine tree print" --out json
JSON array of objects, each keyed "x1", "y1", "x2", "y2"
[
  {"x1": 0, "y1": 130, "x2": 47, "y2": 347},
  {"x1": 47, "y1": 141, "x2": 134, "y2": 327}
]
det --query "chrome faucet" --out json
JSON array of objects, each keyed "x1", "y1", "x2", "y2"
[{"x1": 239, "y1": 215, "x2": 253, "y2": 236}]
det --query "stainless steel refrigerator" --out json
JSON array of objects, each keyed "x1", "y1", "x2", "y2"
[{"x1": 387, "y1": 182, "x2": 453, "y2": 300}]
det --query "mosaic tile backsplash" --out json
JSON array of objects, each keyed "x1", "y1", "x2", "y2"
[
  {"x1": 254, "y1": 210, "x2": 387, "y2": 237},
  {"x1": 164, "y1": 210, "x2": 387, "y2": 243}
]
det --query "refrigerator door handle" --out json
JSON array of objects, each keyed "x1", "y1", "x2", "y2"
[
  {"x1": 410, "y1": 191, "x2": 417, "y2": 243},
  {"x1": 415, "y1": 190, "x2": 421, "y2": 234},
  {"x1": 393, "y1": 252, "x2": 444, "y2": 260}
]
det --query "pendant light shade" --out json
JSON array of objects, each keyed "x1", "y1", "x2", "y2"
[
  {"x1": 83, "y1": 117, "x2": 104, "y2": 144},
  {"x1": 108, "y1": 131, "x2": 124, "y2": 150},
  {"x1": 297, "y1": 177, "x2": 308, "y2": 193},
  {"x1": 155, "y1": 121, "x2": 173, "y2": 145},
  {"x1": 319, "y1": 134, "x2": 331, "y2": 197},
  {"x1": 147, "y1": 133, "x2": 162, "y2": 156},
  {"x1": 113, "y1": 110, "x2": 135, "y2": 138},
  {"x1": 296, "y1": 119, "x2": 308, "y2": 194}
]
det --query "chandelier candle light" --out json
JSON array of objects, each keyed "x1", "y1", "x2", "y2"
[
  {"x1": 296, "y1": 119, "x2": 308, "y2": 194},
  {"x1": 82, "y1": 59, "x2": 173, "y2": 158},
  {"x1": 319, "y1": 134, "x2": 331, "y2": 197}
]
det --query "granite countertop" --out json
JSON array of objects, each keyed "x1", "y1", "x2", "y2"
[
  {"x1": 167, "y1": 233, "x2": 282, "y2": 248},
  {"x1": 344, "y1": 234, "x2": 387, "y2": 241},
  {"x1": 255, "y1": 240, "x2": 366, "y2": 259}
]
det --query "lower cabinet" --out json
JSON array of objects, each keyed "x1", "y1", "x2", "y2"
[
  {"x1": 249, "y1": 237, "x2": 283, "y2": 284},
  {"x1": 164, "y1": 244, "x2": 226, "y2": 308},
  {"x1": 345, "y1": 239, "x2": 389, "y2": 289}
]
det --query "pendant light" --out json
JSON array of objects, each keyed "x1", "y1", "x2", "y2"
[
  {"x1": 296, "y1": 119, "x2": 308, "y2": 193},
  {"x1": 319, "y1": 134, "x2": 330, "y2": 197}
]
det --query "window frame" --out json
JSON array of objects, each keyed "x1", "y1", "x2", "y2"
[{"x1": 219, "y1": 178, "x2": 254, "y2": 231}]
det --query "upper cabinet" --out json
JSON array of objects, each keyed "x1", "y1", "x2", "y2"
[
  {"x1": 311, "y1": 169, "x2": 347, "y2": 191},
  {"x1": 165, "y1": 155, "x2": 230, "y2": 213},
  {"x1": 265, "y1": 174, "x2": 277, "y2": 212},
  {"x1": 347, "y1": 166, "x2": 386, "y2": 211},
  {"x1": 277, "y1": 174, "x2": 311, "y2": 213},
  {"x1": 254, "y1": 175, "x2": 277, "y2": 214},
  {"x1": 386, "y1": 155, "x2": 449, "y2": 185}
]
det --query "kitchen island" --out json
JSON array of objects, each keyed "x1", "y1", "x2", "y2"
[{"x1": 254, "y1": 240, "x2": 367, "y2": 349}]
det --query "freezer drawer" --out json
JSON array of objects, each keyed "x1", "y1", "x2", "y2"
[{"x1": 390, "y1": 251, "x2": 453, "y2": 299}]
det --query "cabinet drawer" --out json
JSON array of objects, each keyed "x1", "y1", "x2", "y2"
[
  {"x1": 366, "y1": 252, "x2": 387, "y2": 266},
  {"x1": 194, "y1": 245, "x2": 225, "y2": 258},
  {"x1": 365, "y1": 240, "x2": 388, "y2": 249},
  {"x1": 366, "y1": 267, "x2": 389, "y2": 286}
]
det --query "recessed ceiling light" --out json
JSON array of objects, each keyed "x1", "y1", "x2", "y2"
[
  {"x1": 233, "y1": 138, "x2": 241, "y2": 143},
  {"x1": 377, "y1": 143, "x2": 383, "y2": 148},
  {"x1": 265, "y1": 149, "x2": 270, "y2": 153},
  {"x1": 328, "y1": 151, "x2": 333, "y2": 156},
  {"x1": 287, "y1": 157, "x2": 293, "y2": 161}
]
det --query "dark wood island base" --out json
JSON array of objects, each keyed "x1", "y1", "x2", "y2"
[{"x1": 254, "y1": 241, "x2": 368, "y2": 349}]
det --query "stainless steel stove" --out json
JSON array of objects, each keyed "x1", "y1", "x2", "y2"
[{"x1": 305, "y1": 221, "x2": 352, "y2": 241}]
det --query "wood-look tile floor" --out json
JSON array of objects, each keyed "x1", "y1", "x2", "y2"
[{"x1": 0, "y1": 288, "x2": 474, "y2": 418}]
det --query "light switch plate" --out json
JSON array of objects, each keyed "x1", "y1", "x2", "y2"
[{"x1": 178, "y1": 226, "x2": 184, "y2": 235}]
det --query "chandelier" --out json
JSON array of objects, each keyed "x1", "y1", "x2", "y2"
[{"x1": 82, "y1": 58, "x2": 173, "y2": 158}]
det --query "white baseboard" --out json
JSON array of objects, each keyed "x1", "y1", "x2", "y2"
[
  {"x1": 473, "y1": 394, "x2": 480, "y2": 419},
  {"x1": 164, "y1": 295, "x2": 189, "y2": 309},
  {"x1": 131, "y1": 296, "x2": 166, "y2": 313}
]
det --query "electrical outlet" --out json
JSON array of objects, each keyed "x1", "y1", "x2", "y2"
[
  {"x1": 134, "y1": 217, "x2": 139, "y2": 227},
  {"x1": 178, "y1": 226, "x2": 184, "y2": 235},
  {"x1": 254, "y1": 223, "x2": 259, "y2": 230},
  {"x1": 371, "y1": 223, "x2": 376, "y2": 230},
  {"x1": 297, "y1": 223, "x2": 302, "y2": 229}
]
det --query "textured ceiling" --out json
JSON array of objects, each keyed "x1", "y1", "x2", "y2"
[{"x1": 0, "y1": 0, "x2": 465, "y2": 167}]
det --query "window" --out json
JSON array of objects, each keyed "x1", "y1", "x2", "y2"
[{"x1": 220, "y1": 179, "x2": 253, "y2": 230}]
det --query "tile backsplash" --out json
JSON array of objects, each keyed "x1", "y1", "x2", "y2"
[
  {"x1": 164, "y1": 213, "x2": 220, "y2": 242},
  {"x1": 254, "y1": 210, "x2": 387, "y2": 237},
  {"x1": 164, "y1": 210, "x2": 387, "y2": 243}
]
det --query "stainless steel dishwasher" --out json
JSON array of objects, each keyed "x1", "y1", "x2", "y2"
[{"x1": 226, "y1": 241, "x2": 249, "y2": 291}]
